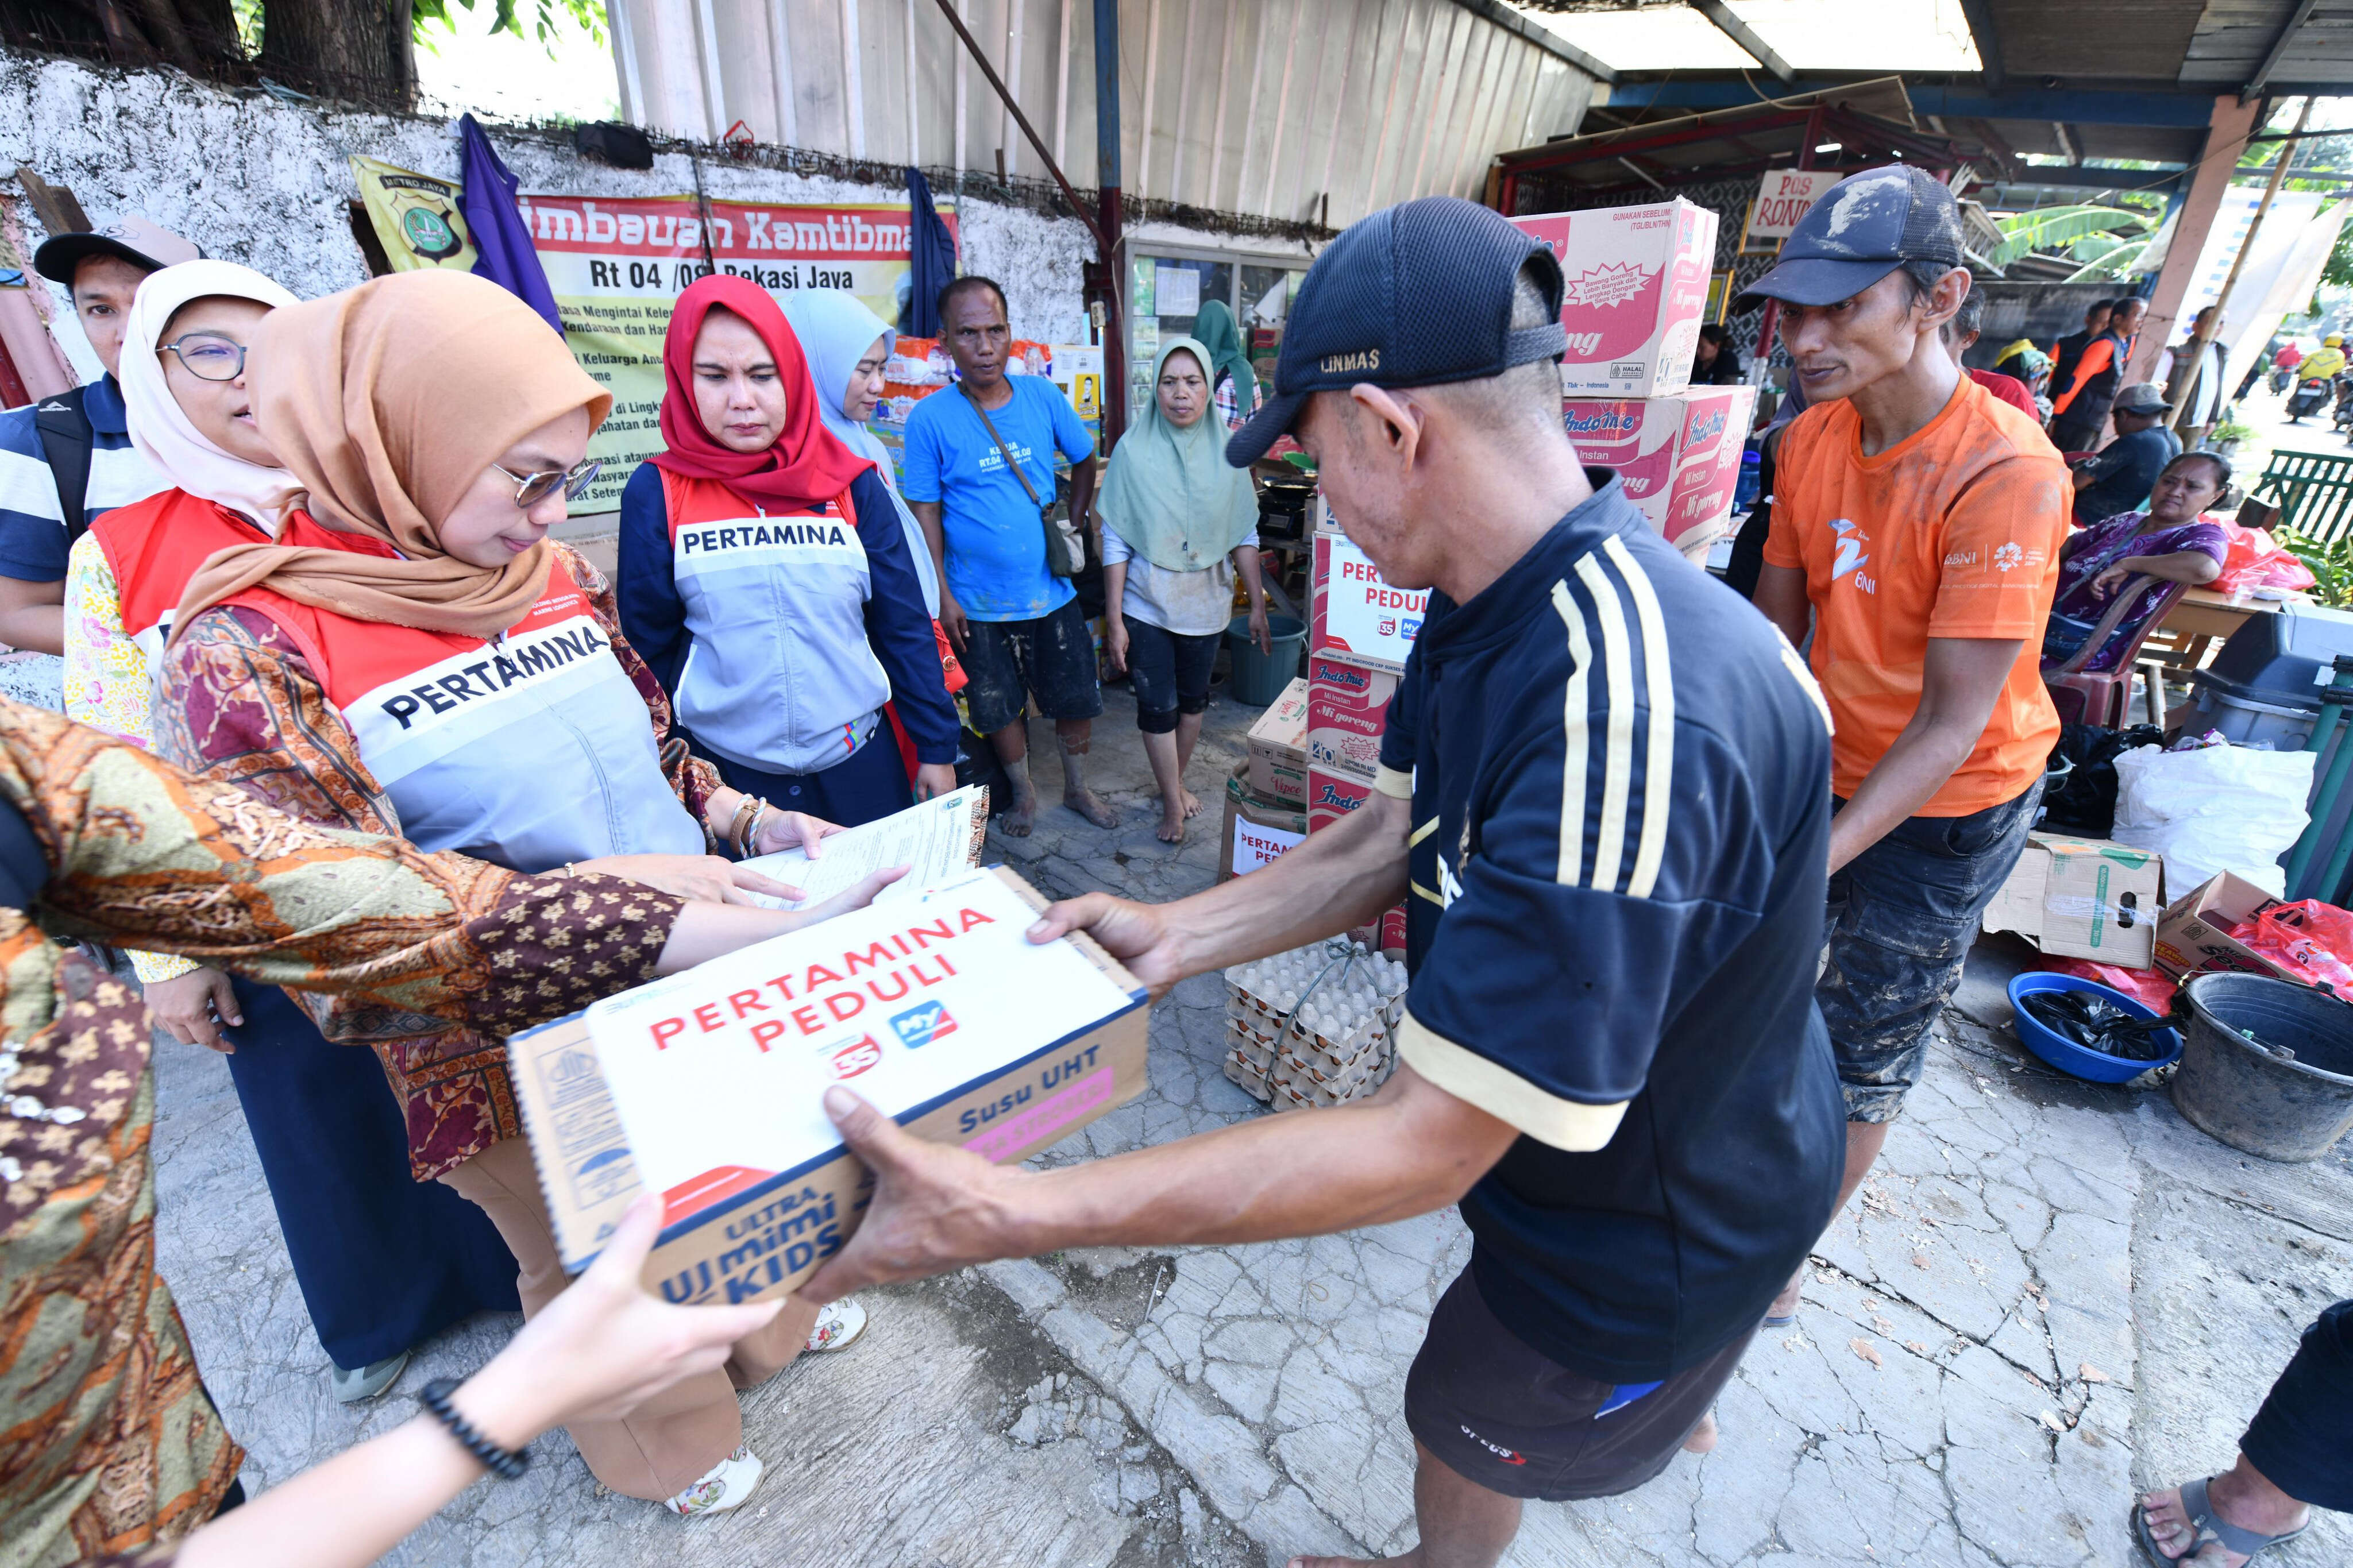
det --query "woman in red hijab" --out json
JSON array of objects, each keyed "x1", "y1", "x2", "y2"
[{"x1": 616, "y1": 275, "x2": 959, "y2": 828}]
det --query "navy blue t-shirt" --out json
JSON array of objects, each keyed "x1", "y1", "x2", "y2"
[
  {"x1": 0, "y1": 376, "x2": 165, "y2": 581},
  {"x1": 1376, "y1": 472, "x2": 1845, "y2": 1382}
]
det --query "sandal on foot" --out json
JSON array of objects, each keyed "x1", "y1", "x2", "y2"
[
  {"x1": 664, "y1": 1445, "x2": 763, "y2": 1517},
  {"x1": 2134, "y1": 1476, "x2": 2310, "y2": 1566},
  {"x1": 805, "y1": 1297, "x2": 867, "y2": 1353}
]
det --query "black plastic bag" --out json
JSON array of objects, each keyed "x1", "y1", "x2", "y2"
[
  {"x1": 2020, "y1": 989, "x2": 2177, "y2": 1060},
  {"x1": 2040, "y1": 723, "x2": 2163, "y2": 836},
  {"x1": 574, "y1": 123, "x2": 655, "y2": 169}
]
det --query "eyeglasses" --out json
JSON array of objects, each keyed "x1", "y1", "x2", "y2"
[
  {"x1": 491, "y1": 458, "x2": 603, "y2": 508},
  {"x1": 160, "y1": 333, "x2": 249, "y2": 383}
]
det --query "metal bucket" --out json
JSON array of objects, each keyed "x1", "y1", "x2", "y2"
[{"x1": 2171, "y1": 972, "x2": 2353, "y2": 1162}]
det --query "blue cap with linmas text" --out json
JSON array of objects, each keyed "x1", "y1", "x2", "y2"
[
  {"x1": 1731, "y1": 165, "x2": 1966, "y2": 312},
  {"x1": 1224, "y1": 196, "x2": 1567, "y2": 468}
]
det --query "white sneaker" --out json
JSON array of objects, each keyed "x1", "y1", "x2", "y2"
[
  {"x1": 805, "y1": 1297, "x2": 867, "y2": 1353},
  {"x1": 663, "y1": 1445, "x2": 763, "y2": 1517}
]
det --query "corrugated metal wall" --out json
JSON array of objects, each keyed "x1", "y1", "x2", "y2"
[{"x1": 609, "y1": 0, "x2": 1597, "y2": 227}]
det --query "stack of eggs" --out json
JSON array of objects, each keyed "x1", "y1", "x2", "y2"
[{"x1": 1220, "y1": 939, "x2": 1407, "y2": 1110}]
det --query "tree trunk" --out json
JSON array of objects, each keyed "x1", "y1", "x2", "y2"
[{"x1": 258, "y1": 0, "x2": 413, "y2": 106}]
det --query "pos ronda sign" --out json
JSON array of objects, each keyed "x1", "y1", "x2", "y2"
[
  {"x1": 1744, "y1": 169, "x2": 1843, "y2": 246},
  {"x1": 349, "y1": 156, "x2": 952, "y2": 510}
]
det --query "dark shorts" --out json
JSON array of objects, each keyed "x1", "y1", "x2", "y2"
[
  {"x1": 1123, "y1": 617, "x2": 1219, "y2": 733},
  {"x1": 1404, "y1": 1269, "x2": 1753, "y2": 1503},
  {"x1": 960, "y1": 596, "x2": 1104, "y2": 736},
  {"x1": 1818, "y1": 782, "x2": 2042, "y2": 1123},
  {"x1": 2241, "y1": 1299, "x2": 2353, "y2": 1512}
]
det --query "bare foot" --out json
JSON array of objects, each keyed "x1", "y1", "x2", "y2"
[
  {"x1": 1064, "y1": 787, "x2": 1120, "y2": 829},
  {"x1": 997, "y1": 787, "x2": 1037, "y2": 839},
  {"x1": 1179, "y1": 785, "x2": 1203, "y2": 820},
  {"x1": 1157, "y1": 805, "x2": 1186, "y2": 845},
  {"x1": 1682, "y1": 1409, "x2": 1718, "y2": 1454}
]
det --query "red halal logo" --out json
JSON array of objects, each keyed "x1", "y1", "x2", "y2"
[{"x1": 829, "y1": 1034, "x2": 882, "y2": 1080}]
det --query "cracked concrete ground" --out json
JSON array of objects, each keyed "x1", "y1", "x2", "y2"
[{"x1": 151, "y1": 678, "x2": 2353, "y2": 1565}]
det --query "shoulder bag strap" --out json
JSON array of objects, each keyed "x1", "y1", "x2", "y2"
[
  {"x1": 956, "y1": 381, "x2": 1047, "y2": 512},
  {"x1": 33, "y1": 384, "x2": 95, "y2": 547}
]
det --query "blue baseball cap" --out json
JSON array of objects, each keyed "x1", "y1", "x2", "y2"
[
  {"x1": 1225, "y1": 196, "x2": 1567, "y2": 467},
  {"x1": 1731, "y1": 165, "x2": 1966, "y2": 312}
]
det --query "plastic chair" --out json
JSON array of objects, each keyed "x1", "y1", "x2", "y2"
[{"x1": 2043, "y1": 574, "x2": 2192, "y2": 728}]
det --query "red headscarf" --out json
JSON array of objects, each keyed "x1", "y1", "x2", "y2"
[{"x1": 650, "y1": 274, "x2": 871, "y2": 511}]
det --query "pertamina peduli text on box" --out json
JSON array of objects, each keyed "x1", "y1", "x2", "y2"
[{"x1": 507, "y1": 867, "x2": 1150, "y2": 1307}]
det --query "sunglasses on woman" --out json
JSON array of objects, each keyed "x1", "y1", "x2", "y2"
[{"x1": 491, "y1": 458, "x2": 603, "y2": 508}]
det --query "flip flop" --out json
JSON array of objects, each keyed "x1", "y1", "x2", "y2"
[{"x1": 2133, "y1": 1476, "x2": 2311, "y2": 1566}]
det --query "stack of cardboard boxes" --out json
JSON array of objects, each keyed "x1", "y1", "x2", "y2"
[
  {"x1": 1219, "y1": 681, "x2": 1310, "y2": 883},
  {"x1": 1303, "y1": 501, "x2": 1410, "y2": 952},
  {"x1": 1508, "y1": 197, "x2": 1757, "y2": 561}
]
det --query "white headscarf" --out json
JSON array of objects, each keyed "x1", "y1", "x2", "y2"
[
  {"x1": 781, "y1": 289, "x2": 942, "y2": 617},
  {"x1": 121, "y1": 259, "x2": 300, "y2": 529}
]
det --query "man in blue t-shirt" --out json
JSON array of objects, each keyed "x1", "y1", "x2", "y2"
[
  {"x1": 902, "y1": 276, "x2": 1112, "y2": 836},
  {"x1": 802, "y1": 199, "x2": 1845, "y2": 1568},
  {"x1": 0, "y1": 217, "x2": 193, "y2": 671}
]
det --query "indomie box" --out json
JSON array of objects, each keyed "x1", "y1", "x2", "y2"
[
  {"x1": 1980, "y1": 833, "x2": 2164, "y2": 969},
  {"x1": 2152, "y1": 870, "x2": 2298, "y2": 984},
  {"x1": 1247, "y1": 677, "x2": 1311, "y2": 804},
  {"x1": 1509, "y1": 199, "x2": 1718, "y2": 398},
  {"x1": 507, "y1": 866, "x2": 1150, "y2": 1306},
  {"x1": 1307, "y1": 652, "x2": 1398, "y2": 783},
  {"x1": 1220, "y1": 763, "x2": 1307, "y2": 883},
  {"x1": 1560, "y1": 387, "x2": 1756, "y2": 554},
  {"x1": 1311, "y1": 530, "x2": 1426, "y2": 673},
  {"x1": 1307, "y1": 763, "x2": 1372, "y2": 833}
]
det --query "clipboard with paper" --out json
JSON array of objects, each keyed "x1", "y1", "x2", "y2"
[{"x1": 740, "y1": 785, "x2": 992, "y2": 909}]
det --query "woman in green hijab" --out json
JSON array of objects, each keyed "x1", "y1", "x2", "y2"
[
  {"x1": 1193, "y1": 299, "x2": 1259, "y2": 430},
  {"x1": 1099, "y1": 338, "x2": 1270, "y2": 844}
]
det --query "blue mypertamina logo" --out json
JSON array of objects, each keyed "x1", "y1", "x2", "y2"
[{"x1": 889, "y1": 1001, "x2": 958, "y2": 1049}]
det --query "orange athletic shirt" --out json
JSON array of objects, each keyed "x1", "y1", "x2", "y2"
[{"x1": 1762, "y1": 375, "x2": 2067, "y2": 816}]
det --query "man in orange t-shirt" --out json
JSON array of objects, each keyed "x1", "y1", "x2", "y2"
[{"x1": 1738, "y1": 166, "x2": 2067, "y2": 1328}]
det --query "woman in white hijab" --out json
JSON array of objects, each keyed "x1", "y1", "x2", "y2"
[
  {"x1": 781, "y1": 289, "x2": 943, "y2": 617},
  {"x1": 63, "y1": 258, "x2": 530, "y2": 1406}
]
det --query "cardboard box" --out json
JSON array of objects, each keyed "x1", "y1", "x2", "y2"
[
  {"x1": 1221, "y1": 763, "x2": 1308, "y2": 882},
  {"x1": 1310, "y1": 530, "x2": 1426, "y2": 672},
  {"x1": 1307, "y1": 651, "x2": 1398, "y2": 782},
  {"x1": 1509, "y1": 199, "x2": 1718, "y2": 398},
  {"x1": 2152, "y1": 870, "x2": 2297, "y2": 984},
  {"x1": 1307, "y1": 763, "x2": 1372, "y2": 833},
  {"x1": 1980, "y1": 833, "x2": 2165, "y2": 969},
  {"x1": 1246, "y1": 677, "x2": 1311, "y2": 804},
  {"x1": 1560, "y1": 387, "x2": 1757, "y2": 553},
  {"x1": 507, "y1": 866, "x2": 1150, "y2": 1306}
]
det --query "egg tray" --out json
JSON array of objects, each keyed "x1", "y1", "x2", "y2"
[
  {"x1": 1222, "y1": 1029, "x2": 1393, "y2": 1110},
  {"x1": 1225, "y1": 1018, "x2": 1385, "y2": 1081},
  {"x1": 1223, "y1": 984, "x2": 1402, "y2": 1067}
]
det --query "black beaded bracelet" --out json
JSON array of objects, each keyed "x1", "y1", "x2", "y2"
[{"x1": 418, "y1": 1378, "x2": 530, "y2": 1481}]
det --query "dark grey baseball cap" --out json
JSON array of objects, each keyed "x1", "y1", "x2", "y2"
[
  {"x1": 1732, "y1": 165, "x2": 1965, "y2": 311},
  {"x1": 1225, "y1": 196, "x2": 1567, "y2": 467}
]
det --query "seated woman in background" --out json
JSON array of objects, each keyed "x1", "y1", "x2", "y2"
[
  {"x1": 1691, "y1": 322, "x2": 1745, "y2": 385},
  {"x1": 66, "y1": 257, "x2": 524, "y2": 1408},
  {"x1": 155, "y1": 270, "x2": 863, "y2": 1519},
  {"x1": 2043, "y1": 450, "x2": 2230, "y2": 673},
  {"x1": 1098, "y1": 338, "x2": 1270, "y2": 844},
  {"x1": 620, "y1": 276, "x2": 959, "y2": 827}
]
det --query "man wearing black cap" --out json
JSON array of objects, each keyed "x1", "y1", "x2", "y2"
[
  {"x1": 2071, "y1": 382, "x2": 2180, "y2": 524},
  {"x1": 800, "y1": 196, "x2": 1845, "y2": 1565},
  {"x1": 0, "y1": 216, "x2": 194, "y2": 663},
  {"x1": 1741, "y1": 168, "x2": 2067, "y2": 1328}
]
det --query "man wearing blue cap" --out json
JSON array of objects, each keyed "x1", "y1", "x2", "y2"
[
  {"x1": 1741, "y1": 167, "x2": 2067, "y2": 1328},
  {"x1": 802, "y1": 196, "x2": 1846, "y2": 1565}
]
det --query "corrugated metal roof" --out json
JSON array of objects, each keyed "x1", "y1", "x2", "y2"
[{"x1": 612, "y1": 0, "x2": 1599, "y2": 229}]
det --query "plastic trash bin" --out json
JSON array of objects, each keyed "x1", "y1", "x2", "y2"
[{"x1": 1227, "y1": 613, "x2": 1306, "y2": 706}]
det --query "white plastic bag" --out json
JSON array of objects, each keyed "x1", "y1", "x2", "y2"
[{"x1": 2109, "y1": 743, "x2": 2314, "y2": 897}]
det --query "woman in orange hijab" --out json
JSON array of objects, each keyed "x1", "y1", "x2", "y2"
[{"x1": 155, "y1": 270, "x2": 867, "y2": 1517}]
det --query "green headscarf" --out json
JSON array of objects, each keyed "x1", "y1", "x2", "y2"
[
  {"x1": 1100, "y1": 338, "x2": 1261, "y2": 573},
  {"x1": 1193, "y1": 299, "x2": 1256, "y2": 413}
]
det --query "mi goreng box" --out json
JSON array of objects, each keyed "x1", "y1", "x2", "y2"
[{"x1": 508, "y1": 866, "x2": 1150, "y2": 1306}]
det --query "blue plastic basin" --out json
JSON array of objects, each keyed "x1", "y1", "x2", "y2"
[{"x1": 2007, "y1": 972, "x2": 2182, "y2": 1084}]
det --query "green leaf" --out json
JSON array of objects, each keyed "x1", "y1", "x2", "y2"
[{"x1": 1986, "y1": 205, "x2": 2154, "y2": 269}]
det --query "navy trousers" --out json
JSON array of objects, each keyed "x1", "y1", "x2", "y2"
[
  {"x1": 2242, "y1": 1299, "x2": 2353, "y2": 1512},
  {"x1": 218, "y1": 978, "x2": 519, "y2": 1369},
  {"x1": 710, "y1": 728, "x2": 915, "y2": 831}
]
